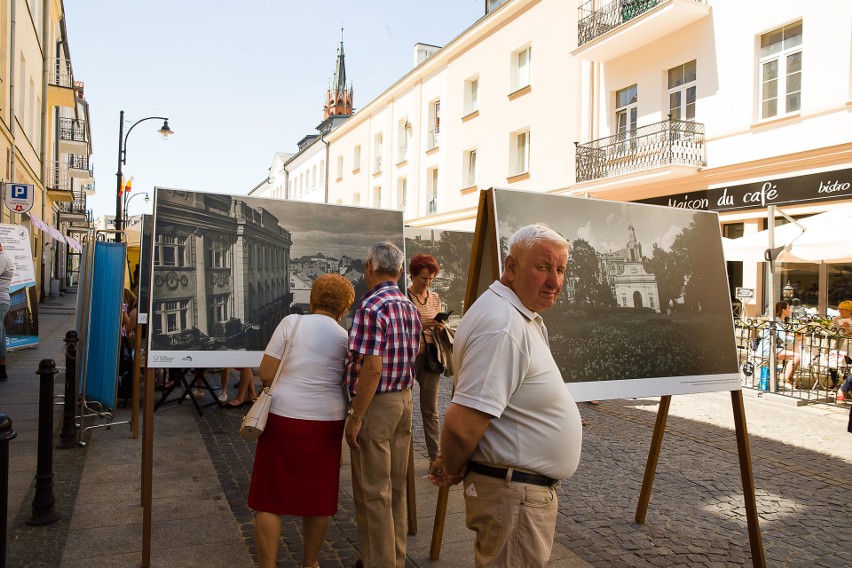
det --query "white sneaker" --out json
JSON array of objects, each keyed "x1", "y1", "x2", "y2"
[{"x1": 217, "y1": 390, "x2": 228, "y2": 403}]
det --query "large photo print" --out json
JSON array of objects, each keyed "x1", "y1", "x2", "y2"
[
  {"x1": 404, "y1": 226, "x2": 473, "y2": 321},
  {"x1": 492, "y1": 189, "x2": 740, "y2": 400},
  {"x1": 148, "y1": 188, "x2": 404, "y2": 368}
]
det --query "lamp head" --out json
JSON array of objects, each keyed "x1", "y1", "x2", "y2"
[{"x1": 158, "y1": 119, "x2": 174, "y2": 139}]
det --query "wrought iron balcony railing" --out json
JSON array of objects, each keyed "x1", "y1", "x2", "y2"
[
  {"x1": 67, "y1": 154, "x2": 90, "y2": 171},
  {"x1": 48, "y1": 161, "x2": 69, "y2": 192},
  {"x1": 58, "y1": 198, "x2": 88, "y2": 216},
  {"x1": 58, "y1": 118, "x2": 87, "y2": 143},
  {"x1": 49, "y1": 58, "x2": 74, "y2": 88},
  {"x1": 578, "y1": 0, "x2": 706, "y2": 46},
  {"x1": 575, "y1": 117, "x2": 705, "y2": 182}
]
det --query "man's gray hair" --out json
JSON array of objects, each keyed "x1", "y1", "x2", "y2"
[
  {"x1": 367, "y1": 242, "x2": 405, "y2": 275},
  {"x1": 508, "y1": 224, "x2": 569, "y2": 255}
]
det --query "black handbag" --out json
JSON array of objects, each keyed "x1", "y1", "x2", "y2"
[{"x1": 423, "y1": 340, "x2": 444, "y2": 375}]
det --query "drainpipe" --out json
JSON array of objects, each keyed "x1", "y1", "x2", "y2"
[
  {"x1": 5, "y1": 0, "x2": 16, "y2": 225},
  {"x1": 41, "y1": 0, "x2": 52, "y2": 296},
  {"x1": 321, "y1": 132, "x2": 330, "y2": 203},
  {"x1": 283, "y1": 162, "x2": 290, "y2": 199}
]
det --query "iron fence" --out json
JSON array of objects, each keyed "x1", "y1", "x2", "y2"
[
  {"x1": 58, "y1": 118, "x2": 87, "y2": 143},
  {"x1": 575, "y1": 117, "x2": 704, "y2": 182},
  {"x1": 49, "y1": 58, "x2": 73, "y2": 88},
  {"x1": 578, "y1": 0, "x2": 707, "y2": 46},
  {"x1": 734, "y1": 317, "x2": 850, "y2": 406}
]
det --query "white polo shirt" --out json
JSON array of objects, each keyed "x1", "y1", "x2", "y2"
[{"x1": 451, "y1": 281, "x2": 582, "y2": 480}]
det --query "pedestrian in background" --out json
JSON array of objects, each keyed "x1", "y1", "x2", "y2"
[{"x1": 0, "y1": 241, "x2": 15, "y2": 381}]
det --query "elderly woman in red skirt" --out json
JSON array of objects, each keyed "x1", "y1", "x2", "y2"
[{"x1": 249, "y1": 273, "x2": 355, "y2": 568}]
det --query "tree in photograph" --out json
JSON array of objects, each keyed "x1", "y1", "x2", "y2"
[
  {"x1": 568, "y1": 238, "x2": 614, "y2": 306},
  {"x1": 644, "y1": 243, "x2": 683, "y2": 313},
  {"x1": 671, "y1": 213, "x2": 722, "y2": 312}
]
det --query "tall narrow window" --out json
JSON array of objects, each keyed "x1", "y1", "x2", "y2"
[
  {"x1": 397, "y1": 177, "x2": 408, "y2": 209},
  {"x1": 373, "y1": 185, "x2": 382, "y2": 208},
  {"x1": 465, "y1": 76, "x2": 479, "y2": 115},
  {"x1": 353, "y1": 145, "x2": 361, "y2": 171},
  {"x1": 336, "y1": 155, "x2": 344, "y2": 179},
  {"x1": 428, "y1": 100, "x2": 441, "y2": 149},
  {"x1": 615, "y1": 84, "x2": 638, "y2": 135},
  {"x1": 510, "y1": 129, "x2": 530, "y2": 176},
  {"x1": 667, "y1": 60, "x2": 696, "y2": 121},
  {"x1": 759, "y1": 22, "x2": 802, "y2": 119},
  {"x1": 511, "y1": 45, "x2": 532, "y2": 92},
  {"x1": 353, "y1": 192, "x2": 361, "y2": 206},
  {"x1": 397, "y1": 119, "x2": 409, "y2": 163},
  {"x1": 464, "y1": 149, "x2": 477, "y2": 187},
  {"x1": 374, "y1": 133, "x2": 383, "y2": 173},
  {"x1": 427, "y1": 168, "x2": 439, "y2": 214}
]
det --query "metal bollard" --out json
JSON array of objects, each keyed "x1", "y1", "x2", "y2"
[
  {"x1": 26, "y1": 360, "x2": 60, "y2": 526},
  {"x1": 1, "y1": 413, "x2": 17, "y2": 568},
  {"x1": 57, "y1": 331, "x2": 79, "y2": 449}
]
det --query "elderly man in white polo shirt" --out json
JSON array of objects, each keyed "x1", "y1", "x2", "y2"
[{"x1": 429, "y1": 223, "x2": 582, "y2": 567}]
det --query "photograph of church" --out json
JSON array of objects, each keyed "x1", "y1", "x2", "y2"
[
  {"x1": 148, "y1": 188, "x2": 404, "y2": 368},
  {"x1": 493, "y1": 189, "x2": 739, "y2": 396}
]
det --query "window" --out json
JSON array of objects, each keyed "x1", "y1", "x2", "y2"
[
  {"x1": 759, "y1": 21, "x2": 802, "y2": 119},
  {"x1": 510, "y1": 129, "x2": 530, "y2": 176},
  {"x1": 397, "y1": 119, "x2": 409, "y2": 163},
  {"x1": 209, "y1": 240, "x2": 229, "y2": 268},
  {"x1": 373, "y1": 185, "x2": 382, "y2": 208},
  {"x1": 354, "y1": 145, "x2": 361, "y2": 171},
  {"x1": 668, "y1": 60, "x2": 696, "y2": 121},
  {"x1": 616, "y1": 84, "x2": 638, "y2": 135},
  {"x1": 353, "y1": 192, "x2": 361, "y2": 206},
  {"x1": 311, "y1": 165, "x2": 317, "y2": 188},
  {"x1": 397, "y1": 177, "x2": 407, "y2": 209},
  {"x1": 336, "y1": 155, "x2": 344, "y2": 179},
  {"x1": 154, "y1": 234, "x2": 188, "y2": 267},
  {"x1": 511, "y1": 45, "x2": 531, "y2": 92},
  {"x1": 464, "y1": 149, "x2": 477, "y2": 187},
  {"x1": 427, "y1": 168, "x2": 439, "y2": 214},
  {"x1": 428, "y1": 100, "x2": 440, "y2": 149},
  {"x1": 465, "y1": 76, "x2": 479, "y2": 114},
  {"x1": 153, "y1": 299, "x2": 190, "y2": 335},
  {"x1": 319, "y1": 160, "x2": 325, "y2": 182},
  {"x1": 211, "y1": 294, "x2": 229, "y2": 323},
  {"x1": 374, "y1": 133, "x2": 383, "y2": 173}
]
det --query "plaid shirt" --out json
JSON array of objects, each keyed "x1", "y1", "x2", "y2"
[{"x1": 345, "y1": 281, "x2": 422, "y2": 395}]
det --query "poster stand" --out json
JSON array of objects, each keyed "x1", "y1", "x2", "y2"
[{"x1": 430, "y1": 189, "x2": 766, "y2": 567}]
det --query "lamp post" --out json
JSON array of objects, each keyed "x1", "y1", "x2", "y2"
[
  {"x1": 115, "y1": 111, "x2": 173, "y2": 242},
  {"x1": 783, "y1": 281, "x2": 795, "y2": 301},
  {"x1": 123, "y1": 192, "x2": 150, "y2": 225}
]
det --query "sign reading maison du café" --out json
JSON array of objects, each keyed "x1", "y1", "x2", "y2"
[
  {"x1": 638, "y1": 168, "x2": 852, "y2": 212},
  {"x1": 4, "y1": 183, "x2": 35, "y2": 214}
]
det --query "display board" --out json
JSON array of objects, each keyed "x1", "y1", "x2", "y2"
[
  {"x1": 487, "y1": 189, "x2": 740, "y2": 401},
  {"x1": 147, "y1": 188, "x2": 405, "y2": 368},
  {"x1": 0, "y1": 223, "x2": 39, "y2": 348},
  {"x1": 403, "y1": 227, "x2": 474, "y2": 320}
]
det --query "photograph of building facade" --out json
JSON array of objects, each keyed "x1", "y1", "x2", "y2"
[
  {"x1": 149, "y1": 188, "x2": 404, "y2": 367},
  {"x1": 492, "y1": 189, "x2": 739, "y2": 399},
  {"x1": 0, "y1": 0, "x2": 95, "y2": 302},
  {"x1": 269, "y1": 0, "x2": 850, "y2": 324}
]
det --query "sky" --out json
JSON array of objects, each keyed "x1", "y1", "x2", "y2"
[{"x1": 64, "y1": 1, "x2": 487, "y2": 220}]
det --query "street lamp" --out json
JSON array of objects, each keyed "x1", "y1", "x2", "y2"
[
  {"x1": 782, "y1": 281, "x2": 795, "y2": 301},
  {"x1": 115, "y1": 111, "x2": 173, "y2": 241},
  {"x1": 123, "y1": 192, "x2": 151, "y2": 223}
]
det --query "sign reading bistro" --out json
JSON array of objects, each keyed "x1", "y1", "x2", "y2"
[{"x1": 638, "y1": 168, "x2": 852, "y2": 212}]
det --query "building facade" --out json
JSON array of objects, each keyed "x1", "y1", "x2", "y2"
[{"x1": 0, "y1": 0, "x2": 94, "y2": 299}]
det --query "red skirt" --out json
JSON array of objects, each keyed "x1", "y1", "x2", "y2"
[{"x1": 248, "y1": 413, "x2": 345, "y2": 516}]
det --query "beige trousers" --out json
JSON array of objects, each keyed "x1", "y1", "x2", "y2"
[
  {"x1": 463, "y1": 470, "x2": 559, "y2": 568},
  {"x1": 350, "y1": 388, "x2": 413, "y2": 568}
]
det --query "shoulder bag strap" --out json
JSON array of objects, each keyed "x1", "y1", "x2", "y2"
[{"x1": 269, "y1": 314, "x2": 302, "y2": 390}]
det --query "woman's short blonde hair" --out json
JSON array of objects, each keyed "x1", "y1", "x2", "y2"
[
  {"x1": 838, "y1": 300, "x2": 852, "y2": 311},
  {"x1": 310, "y1": 273, "x2": 355, "y2": 315}
]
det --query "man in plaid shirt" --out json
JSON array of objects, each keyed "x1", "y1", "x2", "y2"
[{"x1": 344, "y1": 242, "x2": 422, "y2": 568}]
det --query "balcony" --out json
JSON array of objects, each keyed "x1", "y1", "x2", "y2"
[
  {"x1": 575, "y1": 118, "x2": 705, "y2": 183},
  {"x1": 57, "y1": 194, "x2": 90, "y2": 223},
  {"x1": 58, "y1": 117, "x2": 88, "y2": 153},
  {"x1": 48, "y1": 58, "x2": 76, "y2": 108},
  {"x1": 575, "y1": 0, "x2": 710, "y2": 62},
  {"x1": 47, "y1": 160, "x2": 73, "y2": 202},
  {"x1": 67, "y1": 154, "x2": 94, "y2": 182}
]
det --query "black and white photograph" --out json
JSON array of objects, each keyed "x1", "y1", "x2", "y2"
[
  {"x1": 404, "y1": 226, "x2": 474, "y2": 322},
  {"x1": 147, "y1": 187, "x2": 404, "y2": 368},
  {"x1": 492, "y1": 189, "x2": 740, "y2": 400}
]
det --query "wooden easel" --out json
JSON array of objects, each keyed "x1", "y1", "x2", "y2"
[{"x1": 430, "y1": 188, "x2": 766, "y2": 567}]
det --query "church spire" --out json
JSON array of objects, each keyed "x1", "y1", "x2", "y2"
[{"x1": 324, "y1": 27, "x2": 353, "y2": 120}]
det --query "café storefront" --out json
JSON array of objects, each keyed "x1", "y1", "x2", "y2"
[{"x1": 638, "y1": 166, "x2": 852, "y2": 318}]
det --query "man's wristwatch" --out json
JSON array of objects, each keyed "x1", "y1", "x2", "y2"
[{"x1": 347, "y1": 407, "x2": 364, "y2": 421}]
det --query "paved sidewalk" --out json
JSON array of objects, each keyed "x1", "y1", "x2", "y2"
[{"x1": 2, "y1": 288, "x2": 851, "y2": 567}]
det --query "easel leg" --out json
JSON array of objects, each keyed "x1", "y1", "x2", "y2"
[
  {"x1": 141, "y1": 367, "x2": 155, "y2": 567},
  {"x1": 430, "y1": 486, "x2": 449, "y2": 560},
  {"x1": 731, "y1": 391, "x2": 766, "y2": 568},
  {"x1": 406, "y1": 437, "x2": 417, "y2": 535},
  {"x1": 635, "y1": 395, "x2": 671, "y2": 524}
]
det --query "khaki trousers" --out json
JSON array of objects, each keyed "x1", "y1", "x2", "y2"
[
  {"x1": 414, "y1": 351, "x2": 442, "y2": 460},
  {"x1": 350, "y1": 388, "x2": 413, "y2": 568},
  {"x1": 463, "y1": 470, "x2": 558, "y2": 568}
]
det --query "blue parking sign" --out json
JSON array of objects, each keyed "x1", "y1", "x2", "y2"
[{"x1": 5, "y1": 182, "x2": 34, "y2": 213}]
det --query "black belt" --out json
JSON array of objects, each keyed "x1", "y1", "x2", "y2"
[{"x1": 467, "y1": 461, "x2": 557, "y2": 487}]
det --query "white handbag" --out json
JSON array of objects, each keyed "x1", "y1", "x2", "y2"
[{"x1": 239, "y1": 315, "x2": 302, "y2": 441}]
